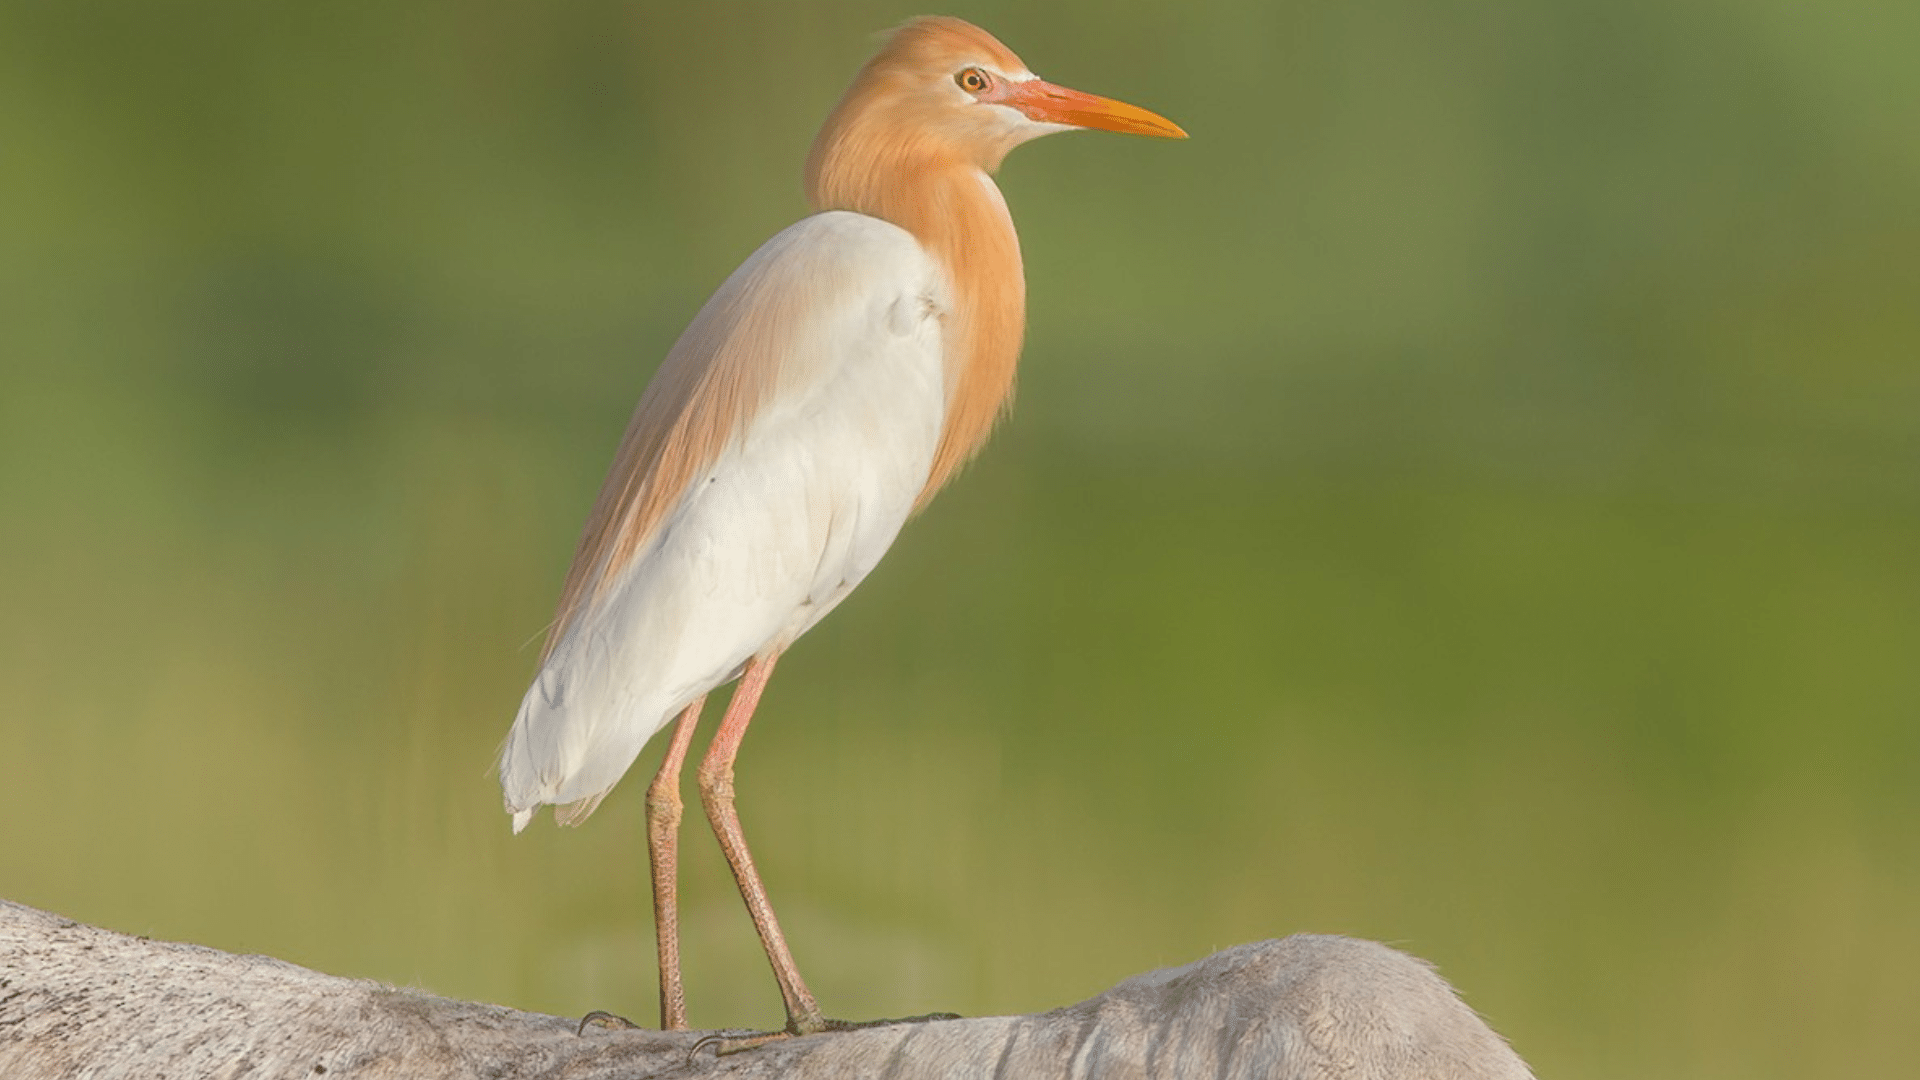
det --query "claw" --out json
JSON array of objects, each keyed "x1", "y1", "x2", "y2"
[{"x1": 576, "y1": 1009, "x2": 644, "y2": 1036}]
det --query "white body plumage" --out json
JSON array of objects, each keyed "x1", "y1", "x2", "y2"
[{"x1": 500, "y1": 211, "x2": 949, "y2": 831}]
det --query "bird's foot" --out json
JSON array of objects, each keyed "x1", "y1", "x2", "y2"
[
  {"x1": 692, "y1": 1011, "x2": 963, "y2": 1056},
  {"x1": 576, "y1": 1010, "x2": 645, "y2": 1035}
]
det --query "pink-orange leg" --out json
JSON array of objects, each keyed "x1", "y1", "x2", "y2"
[
  {"x1": 644, "y1": 696, "x2": 706, "y2": 1031},
  {"x1": 696, "y1": 650, "x2": 826, "y2": 1034}
]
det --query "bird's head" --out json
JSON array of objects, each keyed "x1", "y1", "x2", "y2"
[{"x1": 807, "y1": 17, "x2": 1184, "y2": 203}]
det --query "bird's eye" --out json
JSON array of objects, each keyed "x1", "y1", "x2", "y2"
[{"x1": 955, "y1": 68, "x2": 992, "y2": 94}]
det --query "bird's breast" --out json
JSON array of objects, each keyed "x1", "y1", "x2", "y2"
[{"x1": 554, "y1": 211, "x2": 951, "y2": 707}]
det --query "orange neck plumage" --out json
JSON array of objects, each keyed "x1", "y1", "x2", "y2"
[{"x1": 806, "y1": 82, "x2": 1027, "y2": 505}]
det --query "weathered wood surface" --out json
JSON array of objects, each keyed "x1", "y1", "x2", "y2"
[{"x1": 0, "y1": 897, "x2": 1533, "y2": 1079}]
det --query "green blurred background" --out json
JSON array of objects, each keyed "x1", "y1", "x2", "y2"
[{"x1": 3, "y1": 1, "x2": 1916, "y2": 1075}]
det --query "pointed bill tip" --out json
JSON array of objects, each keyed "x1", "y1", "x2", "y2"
[{"x1": 1005, "y1": 79, "x2": 1187, "y2": 139}]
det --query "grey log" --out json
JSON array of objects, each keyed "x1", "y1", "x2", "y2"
[{"x1": 0, "y1": 898, "x2": 1533, "y2": 1079}]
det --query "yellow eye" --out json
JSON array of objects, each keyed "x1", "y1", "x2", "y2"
[{"x1": 955, "y1": 67, "x2": 991, "y2": 94}]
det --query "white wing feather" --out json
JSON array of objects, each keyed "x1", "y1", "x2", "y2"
[{"x1": 501, "y1": 212, "x2": 949, "y2": 828}]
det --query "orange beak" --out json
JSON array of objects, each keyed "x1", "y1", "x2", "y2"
[{"x1": 1001, "y1": 79, "x2": 1187, "y2": 138}]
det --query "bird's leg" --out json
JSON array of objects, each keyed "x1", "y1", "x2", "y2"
[
  {"x1": 695, "y1": 650, "x2": 828, "y2": 1036},
  {"x1": 645, "y1": 695, "x2": 707, "y2": 1031},
  {"x1": 685, "y1": 653, "x2": 964, "y2": 1056}
]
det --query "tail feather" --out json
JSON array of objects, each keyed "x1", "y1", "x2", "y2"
[
  {"x1": 555, "y1": 792, "x2": 609, "y2": 827},
  {"x1": 499, "y1": 641, "x2": 665, "y2": 833}
]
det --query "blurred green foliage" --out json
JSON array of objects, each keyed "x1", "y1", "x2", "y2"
[{"x1": 3, "y1": 2, "x2": 1917, "y2": 1077}]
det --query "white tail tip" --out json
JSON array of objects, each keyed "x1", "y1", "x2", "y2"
[{"x1": 510, "y1": 807, "x2": 534, "y2": 834}]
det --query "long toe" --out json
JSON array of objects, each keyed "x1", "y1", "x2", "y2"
[
  {"x1": 696, "y1": 1030, "x2": 798, "y2": 1056},
  {"x1": 819, "y1": 1010, "x2": 963, "y2": 1031},
  {"x1": 696, "y1": 1011, "x2": 964, "y2": 1056}
]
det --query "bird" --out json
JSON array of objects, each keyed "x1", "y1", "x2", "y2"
[{"x1": 499, "y1": 15, "x2": 1184, "y2": 1040}]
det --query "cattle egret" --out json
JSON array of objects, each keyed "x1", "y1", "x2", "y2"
[{"x1": 500, "y1": 15, "x2": 1184, "y2": 1039}]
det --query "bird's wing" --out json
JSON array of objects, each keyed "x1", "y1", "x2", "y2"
[
  {"x1": 503, "y1": 211, "x2": 948, "y2": 827},
  {"x1": 540, "y1": 211, "x2": 944, "y2": 665}
]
